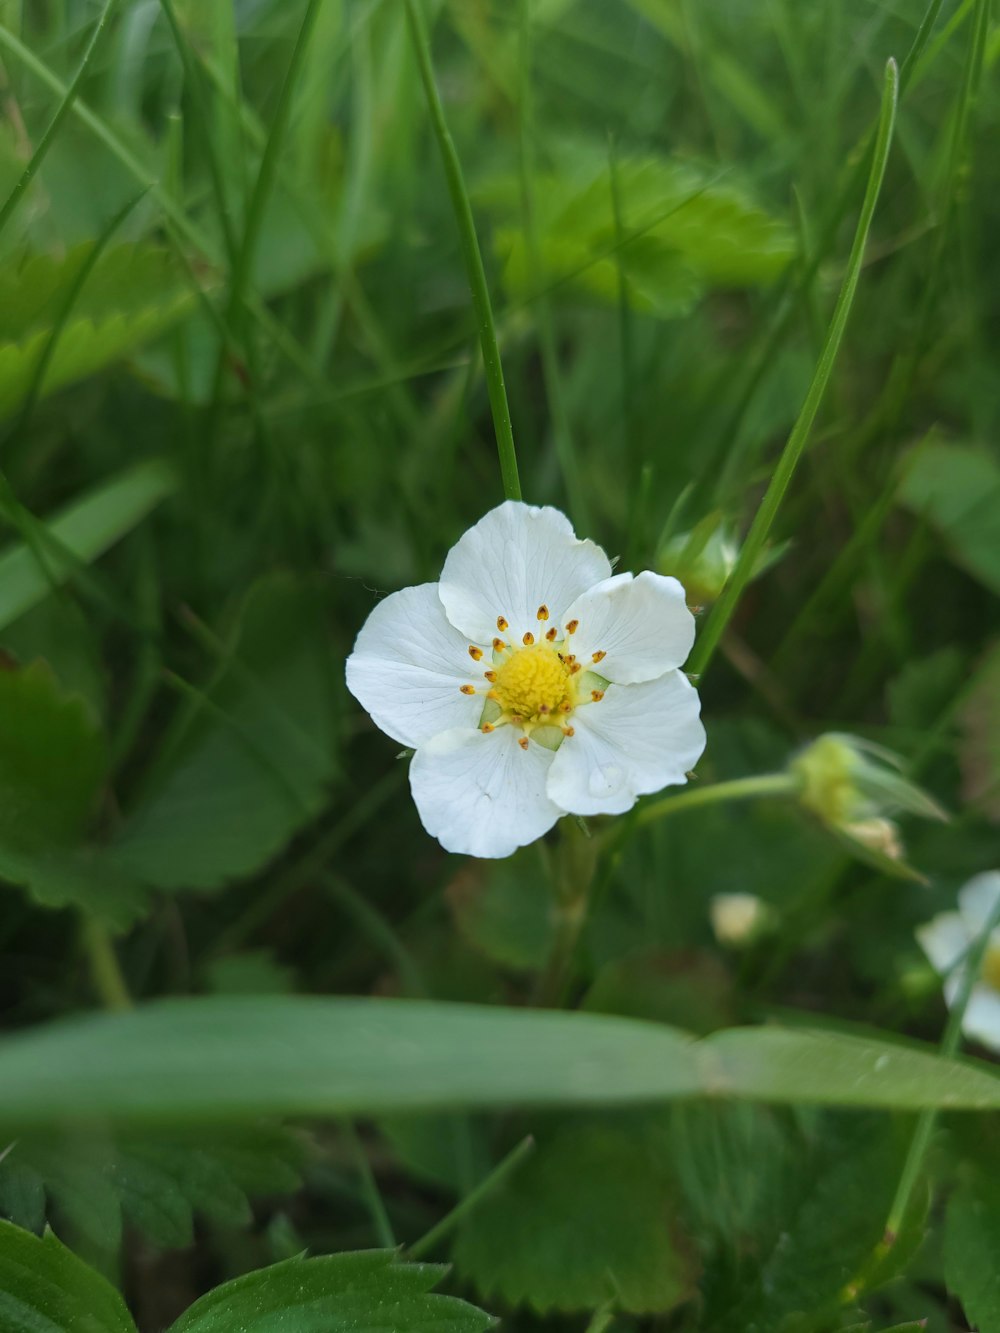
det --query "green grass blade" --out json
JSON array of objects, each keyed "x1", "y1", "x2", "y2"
[
  {"x1": 0, "y1": 459, "x2": 176, "y2": 631},
  {"x1": 1, "y1": 997, "x2": 1000, "y2": 1128},
  {"x1": 0, "y1": 0, "x2": 122, "y2": 240},
  {"x1": 404, "y1": 0, "x2": 521, "y2": 502},
  {"x1": 687, "y1": 57, "x2": 899, "y2": 679}
]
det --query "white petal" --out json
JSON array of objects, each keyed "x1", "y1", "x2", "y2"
[
  {"x1": 561, "y1": 570, "x2": 696, "y2": 683},
  {"x1": 958, "y1": 871, "x2": 1000, "y2": 932},
  {"x1": 960, "y1": 984, "x2": 1000, "y2": 1053},
  {"x1": 345, "y1": 583, "x2": 484, "y2": 748},
  {"x1": 410, "y1": 725, "x2": 561, "y2": 858},
  {"x1": 546, "y1": 670, "x2": 706, "y2": 817},
  {"x1": 438, "y1": 501, "x2": 613, "y2": 643},
  {"x1": 916, "y1": 912, "x2": 970, "y2": 976}
]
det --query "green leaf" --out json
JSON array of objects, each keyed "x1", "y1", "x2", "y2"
[
  {"x1": 488, "y1": 151, "x2": 794, "y2": 317},
  {"x1": 897, "y1": 442, "x2": 1000, "y2": 594},
  {"x1": 0, "y1": 660, "x2": 146, "y2": 924},
  {"x1": 887, "y1": 647, "x2": 966, "y2": 731},
  {"x1": 2, "y1": 998, "x2": 1000, "y2": 1130},
  {"x1": 0, "y1": 1218, "x2": 136, "y2": 1332},
  {"x1": 454, "y1": 1117, "x2": 696, "y2": 1314},
  {"x1": 165, "y1": 1250, "x2": 494, "y2": 1333},
  {"x1": 0, "y1": 1126, "x2": 303, "y2": 1255},
  {"x1": 0, "y1": 457, "x2": 177, "y2": 631},
  {"x1": 110, "y1": 574, "x2": 337, "y2": 891},
  {"x1": 0, "y1": 243, "x2": 197, "y2": 419},
  {"x1": 0, "y1": 660, "x2": 105, "y2": 850},
  {"x1": 945, "y1": 1181, "x2": 1000, "y2": 1332}
]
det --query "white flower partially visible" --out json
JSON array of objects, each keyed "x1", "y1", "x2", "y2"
[
  {"x1": 711, "y1": 893, "x2": 768, "y2": 948},
  {"x1": 346, "y1": 501, "x2": 706, "y2": 857},
  {"x1": 916, "y1": 871, "x2": 1000, "y2": 1052}
]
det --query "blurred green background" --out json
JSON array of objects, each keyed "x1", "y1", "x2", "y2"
[{"x1": 0, "y1": 0, "x2": 998, "y2": 1329}]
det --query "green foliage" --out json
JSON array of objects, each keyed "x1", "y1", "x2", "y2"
[
  {"x1": 897, "y1": 442, "x2": 1000, "y2": 594},
  {"x1": 0, "y1": 244, "x2": 196, "y2": 418},
  {"x1": 0, "y1": 660, "x2": 105, "y2": 850},
  {"x1": 0, "y1": 458, "x2": 177, "y2": 631},
  {"x1": 945, "y1": 1180, "x2": 1000, "y2": 1331},
  {"x1": 110, "y1": 574, "x2": 337, "y2": 891},
  {"x1": 0, "y1": 1220, "x2": 135, "y2": 1333},
  {"x1": 487, "y1": 151, "x2": 794, "y2": 317},
  {"x1": 166, "y1": 1251, "x2": 494, "y2": 1333},
  {"x1": 454, "y1": 1116, "x2": 696, "y2": 1314},
  {"x1": 0, "y1": 1125, "x2": 303, "y2": 1255},
  {"x1": 446, "y1": 845, "x2": 554, "y2": 971},
  {"x1": 959, "y1": 641, "x2": 1000, "y2": 819}
]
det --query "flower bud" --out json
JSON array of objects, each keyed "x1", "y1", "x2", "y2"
[
  {"x1": 657, "y1": 515, "x2": 738, "y2": 607},
  {"x1": 710, "y1": 892, "x2": 771, "y2": 948},
  {"x1": 791, "y1": 733, "x2": 945, "y2": 864}
]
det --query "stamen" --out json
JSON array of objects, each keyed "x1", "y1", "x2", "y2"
[
  {"x1": 492, "y1": 637, "x2": 507, "y2": 652},
  {"x1": 591, "y1": 689, "x2": 605, "y2": 701},
  {"x1": 518, "y1": 736, "x2": 530, "y2": 751},
  {"x1": 522, "y1": 631, "x2": 535, "y2": 646},
  {"x1": 570, "y1": 663, "x2": 582, "y2": 674},
  {"x1": 545, "y1": 627, "x2": 557, "y2": 641},
  {"x1": 559, "y1": 700, "x2": 572, "y2": 713},
  {"x1": 537, "y1": 605, "x2": 549, "y2": 621},
  {"x1": 497, "y1": 616, "x2": 508, "y2": 632},
  {"x1": 460, "y1": 685, "x2": 476, "y2": 695},
  {"x1": 469, "y1": 645, "x2": 483, "y2": 661},
  {"x1": 592, "y1": 650, "x2": 606, "y2": 664},
  {"x1": 566, "y1": 619, "x2": 579, "y2": 634},
  {"x1": 563, "y1": 725, "x2": 575, "y2": 737},
  {"x1": 487, "y1": 689, "x2": 500, "y2": 701},
  {"x1": 538, "y1": 704, "x2": 550, "y2": 715},
  {"x1": 482, "y1": 723, "x2": 495, "y2": 733},
  {"x1": 484, "y1": 669, "x2": 497, "y2": 682}
]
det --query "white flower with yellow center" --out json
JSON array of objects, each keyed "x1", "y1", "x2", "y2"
[
  {"x1": 917, "y1": 871, "x2": 1000, "y2": 1052},
  {"x1": 345, "y1": 501, "x2": 706, "y2": 858}
]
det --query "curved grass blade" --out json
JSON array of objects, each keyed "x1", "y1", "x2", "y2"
[{"x1": 687, "y1": 58, "x2": 899, "y2": 678}]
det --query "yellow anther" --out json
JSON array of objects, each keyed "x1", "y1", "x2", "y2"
[
  {"x1": 497, "y1": 615, "x2": 508, "y2": 631},
  {"x1": 522, "y1": 631, "x2": 535, "y2": 646},
  {"x1": 566, "y1": 619, "x2": 579, "y2": 634},
  {"x1": 592, "y1": 650, "x2": 606, "y2": 664},
  {"x1": 591, "y1": 689, "x2": 605, "y2": 701},
  {"x1": 492, "y1": 637, "x2": 506, "y2": 652},
  {"x1": 518, "y1": 736, "x2": 530, "y2": 751},
  {"x1": 537, "y1": 605, "x2": 549, "y2": 621},
  {"x1": 563, "y1": 725, "x2": 575, "y2": 737},
  {"x1": 484, "y1": 669, "x2": 497, "y2": 682},
  {"x1": 482, "y1": 722, "x2": 495, "y2": 733},
  {"x1": 469, "y1": 645, "x2": 483, "y2": 661},
  {"x1": 545, "y1": 627, "x2": 557, "y2": 641},
  {"x1": 460, "y1": 684, "x2": 476, "y2": 695}
]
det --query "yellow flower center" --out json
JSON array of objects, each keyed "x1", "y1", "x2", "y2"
[
  {"x1": 983, "y1": 943, "x2": 1000, "y2": 992},
  {"x1": 493, "y1": 644, "x2": 574, "y2": 720}
]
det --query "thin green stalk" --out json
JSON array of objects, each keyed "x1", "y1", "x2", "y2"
[
  {"x1": 634, "y1": 772, "x2": 801, "y2": 829},
  {"x1": 341, "y1": 1120, "x2": 396, "y2": 1249},
  {"x1": 0, "y1": 0, "x2": 121, "y2": 239},
  {"x1": 517, "y1": 0, "x2": 586, "y2": 527},
  {"x1": 79, "y1": 918, "x2": 132, "y2": 1011},
  {"x1": 404, "y1": 0, "x2": 520, "y2": 501},
  {"x1": 406, "y1": 1136, "x2": 535, "y2": 1260},
  {"x1": 205, "y1": 0, "x2": 327, "y2": 417},
  {"x1": 688, "y1": 58, "x2": 898, "y2": 679},
  {"x1": 845, "y1": 886, "x2": 1000, "y2": 1300}
]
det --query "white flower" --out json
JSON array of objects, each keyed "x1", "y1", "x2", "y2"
[
  {"x1": 345, "y1": 501, "x2": 706, "y2": 858},
  {"x1": 916, "y1": 871, "x2": 1000, "y2": 1051}
]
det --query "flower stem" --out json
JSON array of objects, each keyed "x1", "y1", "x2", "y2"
[
  {"x1": 634, "y1": 772, "x2": 801, "y2": 829},
  {"x1": 534, "y1": 818, "x2": 599, "y2": 1007},
  {"x1": 406, "y1": 1135, "x2": 535, "y2": 1260},
  {"x1": 404, "y1": 0, "x2": 521, "y2": 502},
  {"x1": 79, "y1": 917, "x2": 132, "y2": 1011},
  {"x1": 843, "y1": 883, "x2": 1000, "y2": 1303},
  {"x1": 687, "y1": 58, "x2": 898, "y2": 679}
]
